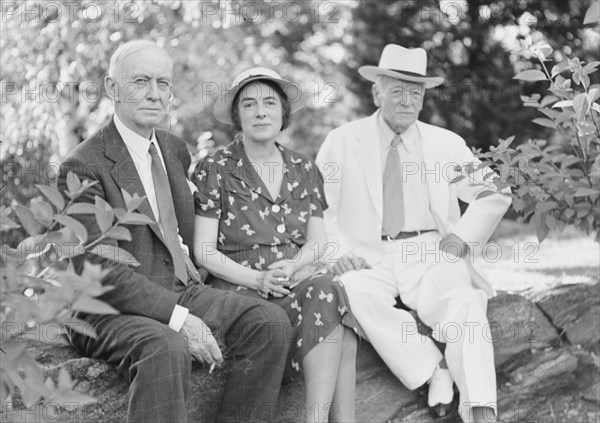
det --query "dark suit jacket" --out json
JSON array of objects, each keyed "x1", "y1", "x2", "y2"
[{"x1": 57, "y1": 117, "x2": 196, "y2": 324}]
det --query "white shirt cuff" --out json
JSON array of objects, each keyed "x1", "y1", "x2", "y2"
[{"x1": 168, "y1": 304, "x2": 189, "y2": 332}]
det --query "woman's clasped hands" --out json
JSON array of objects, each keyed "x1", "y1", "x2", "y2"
[{"x1": 255, "y1": 268, "x2": 292, "y2": 298}]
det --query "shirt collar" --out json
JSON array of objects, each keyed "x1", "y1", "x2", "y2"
[
  {"x1": 227, "y1": 138, "x2": 303, "y2": 168},
  {"x1": 376, "y1": 110, "x2": 417, "y2": 153},
  {"x1": 114, "y1": 114, "x2": 157, "y2": 160}
]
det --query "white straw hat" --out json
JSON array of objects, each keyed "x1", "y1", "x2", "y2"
[
  {"x1": 358, "y1": 44, "x2": 444, "y2": 89},
  {"x1": 213, "y1": 67, "x2": 304, "y2": 125}
]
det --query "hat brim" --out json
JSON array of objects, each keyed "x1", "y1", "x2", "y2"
[
  {"x1": 213, "y1": 75, "x2": 305, "y2": 125},
  {"x1": 358, "y1": 66, "x2": 444, "y2": 89}
]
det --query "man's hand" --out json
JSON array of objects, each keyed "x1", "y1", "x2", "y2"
[
  {"x1": 180, "y1": 314, "x2": 223, "y2": 367},
  {"x1": 331, "y1": 253, "x2": 372, "y2": 276},
  {"x1": 439, "y1": 233, "x2": 469, "y2": 258}
]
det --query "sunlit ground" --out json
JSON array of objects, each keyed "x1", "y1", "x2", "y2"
[{"x1": 484, "y1": 220, "x2": 600, "y2": 294}]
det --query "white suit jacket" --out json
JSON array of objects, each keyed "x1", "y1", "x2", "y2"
[{"x1": 316, "y1": 113, "x2": 512, "y2": 297}]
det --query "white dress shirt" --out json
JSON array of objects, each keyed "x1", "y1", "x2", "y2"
[
  {"x1": 114, "y1": 115, "x2": 189, "y2": 332},
  {"x1": 377, "y1": 111, "x2": 436, "y2": 231}
]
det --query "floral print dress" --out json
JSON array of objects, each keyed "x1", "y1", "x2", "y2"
[{"x1": 193, "y1": 139, "x2": 358, "y2": 380}]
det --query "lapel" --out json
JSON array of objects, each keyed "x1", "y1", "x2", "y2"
[
  {"x1": 102, "y1": 118, "x2": 165, "y2": 243},
  {"x1": 226, "y1": 141, "x2": 269, "y2": 200},
  {"x1": 353, "y1": 113, "x2": 384, "y2": 218},
  {"x1": 156, "y1": 129, "x2": 194, "y2": 250},
  {"x1": 416, "y1": 121, "x2": 450, "y2": 227},
  {"x1": 277, "y1": 143, "x2": 305, "y2": 204}
]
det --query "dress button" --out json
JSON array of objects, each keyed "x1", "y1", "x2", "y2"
[
  {"x1": 276, "y1": 224, "x2": 285, "y2": 233},
  {"x1": 163, "y1": 257, "x2": 171, "y2": 265},
  {"x1": 272, "y1": 204, "x2": 281, "y2": 213}
]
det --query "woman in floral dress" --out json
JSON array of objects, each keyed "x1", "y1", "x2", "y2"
[{"x1": 193, "y1": 67, "x2": 358, "y2": 423}]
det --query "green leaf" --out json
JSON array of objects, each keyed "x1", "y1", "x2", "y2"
[
  {"x1": 65, "y1": 171, "x2": 82, "y2": 197},
  {"x1": 56, "y1": 235, "x2": 85, "y2": 259},
  {"x1": 80, "y1": 261, "x2": 112, "y2": 284},
  {"x1": 574, "y1": 187, "x2": 600, "y2": 197},
  {"x1": 29, "y1": 197, "x2": 54, "y2": 227},
  {"x1": 583, "y1": 1, "x2": 600, "y2": 25},
  {"x1": 95, "y1": 196, "x2": 112, "y2": 211},
  {"x1": 66, "y1": 202, "x2": 99, "y2": 215},
  {"x1": 555, "y1": 110, "x2": 577, "y2": 124},
  {"x1": 449, "y1": 175, "x2": 466, "y2": 184},
  {"x1": 71, "y1": 296, "x2": 119, "y2": 315},
  {"x1": 540, "y1": 95, "x2": 559, "y2": 107},
  {"x1": 536, "y1": 201, "x2": 558, "y2": 213},
  {"x1": 512, "y1": 198, "x2": 527, "y2": 211},
  {"x1": 552, "y1": 100, "x2": 574, "y2": 109},
  {"x1": 535, "y1": 216, "x2": 550, "y2": 243},
  {"x1": 532, "y1": 118, "x2": 555, "y2": 128},
  {"x1": 35, "y1": 184, "x2": 65, "y2": 211},
  {"x1": 514, "y1": 69, "x2": 547, "y2": 82},
  {"x1": 95, "y1": 210, "x2": 114, "y2": 233},
  {"x1": 583, "y1": 61, "x2": 600, "y2": 75},
  {"x1": 121, "y1": 188, "x2": 146, "y2": 212},
  {"x1": 59, "y1": 317, "x2": 97, "y2": 339},
  {"x1": 89, "y1": 244, "x2": 140, "y2": 267},
  {"x1": 550, "y1": 62, "x2": 570, "y2": 77},
  {"x1": 573, "y1": 93, "x2": 591, "y2": 122},
  {"x1": 51, "y1": 391, "x2": 98, "y2": 409},
  {"x1": 1, "y1": 213, "x2": 21, "y2": 231},
  {"x1": 1, "y1": 340, "x2": 26, "y2": 360},
  {"x1": 476, "y1": 190, "x2": 497, "y2": 200},
  {"x1": 12, "y1": 203, "x2": 44, "y2": 236},
  {"x1": 560, "y1": 156, "x2": 581, "y2": 168},
  {"x1": 120, "y1": 212, "x2": 154, "y2": 225},
  {"x1": 539, "y1": 108, "x2": 561, "y2": 119},
  {"x1": 53, "y1": 214, "x2": 88, "y2": 243},
  {"x1": 57, "y1": 367, "x2": 74, "y2": 390},
  {"x1": 105, "y1": 226, "x2": 132, "y2": 241}
]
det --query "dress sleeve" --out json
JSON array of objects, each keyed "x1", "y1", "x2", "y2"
[
  {"x1": 307, "y1": 160, "x2": 328, "y2": 218},
  {"x1": 193, "y1": 155, "x2": 223, "y2": 219}
]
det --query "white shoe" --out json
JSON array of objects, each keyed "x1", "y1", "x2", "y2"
[{"x1": 427, "y1": 366, "x2": 454, "y2": 407}]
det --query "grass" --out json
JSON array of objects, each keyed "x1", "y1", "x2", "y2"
[{"x1": 483, "y1": 220, "x2": 599, "y2": 294}]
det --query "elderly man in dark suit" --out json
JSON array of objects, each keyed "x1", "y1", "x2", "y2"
[{"x1": 57, "y1": 39, "x2": 291, "y2": 423}]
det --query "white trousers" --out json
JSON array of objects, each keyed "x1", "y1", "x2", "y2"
[{"x1": 338, "y1": 232, "x2": 497, "y2": 423}]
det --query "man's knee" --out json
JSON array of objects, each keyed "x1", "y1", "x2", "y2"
[
  {"x1": 139, "y1": 327, "x2": 190, "y2": 366},
  {"x1": 244, "y1": 301, "x2": 291, "y2": 349}
]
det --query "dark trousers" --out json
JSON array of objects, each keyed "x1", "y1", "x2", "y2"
[{"x1": 70, "y1": 284, "x2": 291, "y2": 423}]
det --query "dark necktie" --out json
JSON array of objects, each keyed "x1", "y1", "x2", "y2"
[
  {"x1": 382, "y1": 134, "x2": 404, "y2": 237},
  {"x1": 148, "y1": 142, "x2": 188, "y2": 284}
]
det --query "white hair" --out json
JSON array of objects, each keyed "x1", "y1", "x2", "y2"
[{"x1": 107, "y1": 39, "x2": 172, "y2": 79}]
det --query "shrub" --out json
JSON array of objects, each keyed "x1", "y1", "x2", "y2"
[
  {"x1": 464, "y1": 2, "x2": 600, "y2": 242},
  {"x1": 1, "y1": 173, "x2": 152, "y2": 417}
]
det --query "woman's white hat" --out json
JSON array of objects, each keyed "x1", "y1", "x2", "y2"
[
  {"x1": 213, "y1": 67, "x2": 304, "y2": 125},
  {"x1": 358, "y1": 44, "x2": 444, "y2": 89}
]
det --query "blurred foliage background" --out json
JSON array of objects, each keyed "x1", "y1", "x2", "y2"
[{"x1": 1, "y1": 0, "x2": 599, "y2": 209}]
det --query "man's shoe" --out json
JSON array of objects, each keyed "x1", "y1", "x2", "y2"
[
  {"x1": 430, "y1": 393, "x2": 458, "y2": 419},
  {"x1": 427, "y1": 367, "x2": 455, "y2": 418}
]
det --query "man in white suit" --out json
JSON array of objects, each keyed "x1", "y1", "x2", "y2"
[{"x1": 317, "y1": 44, "x2": 511, "y2": 423}]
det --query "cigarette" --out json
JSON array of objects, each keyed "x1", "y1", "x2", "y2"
[{"x1": 209, "y1": 363, "x2": 216, "y2": 373}]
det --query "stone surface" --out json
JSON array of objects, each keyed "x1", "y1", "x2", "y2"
[
  {"x1": 5, "y1": 285, "x2": 599, "y2": 423},
  {"x1": 487, "y1": 292, "x2": 559, "y2": 366},
  {"x1": 497, "y1": 346, "x2": 600, "y2": 423},
  {"x1": 533, "y1": 283, "x2": 600, "y2": 348}
]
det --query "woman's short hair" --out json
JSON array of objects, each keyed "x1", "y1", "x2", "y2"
[{"x1": 230, "y1": 79, "x2": 292, "y2": 132}]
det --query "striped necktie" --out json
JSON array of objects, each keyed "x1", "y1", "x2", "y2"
[{"x1": 148, "y1": 142, "x2": 188, "y2": 284}]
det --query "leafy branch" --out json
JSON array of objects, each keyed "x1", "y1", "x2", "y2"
[{"x1": 1, "y1": 172, "x2": 153, "y2": 416}]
